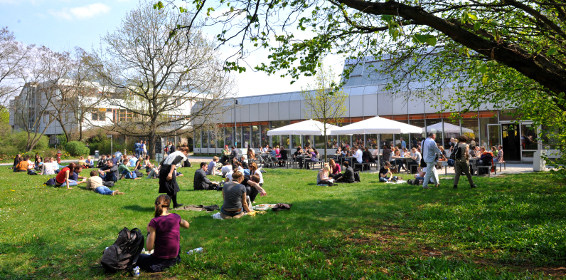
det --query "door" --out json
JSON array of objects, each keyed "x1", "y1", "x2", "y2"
[
  {"x1": 501, "y1": 123, "x2": 521, "y2": 161},
  {"x1": 487, "y1": 124, "x2": 501, "y2": 148}
]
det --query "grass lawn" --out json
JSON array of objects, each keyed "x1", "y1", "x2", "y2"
[{"x1": 1, "y1": 165, "x2": 566, "y2": 279}]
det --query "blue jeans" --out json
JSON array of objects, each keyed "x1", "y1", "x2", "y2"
[
  {"x1": 68, "y1": 180, "x2": 78, "y2": 186},
  {"x1": 95, "y1": 186, "x2": 114, "y2": 195},
  {"x1": 379, "y1": 176, "x2": 398, "y2": 182}
]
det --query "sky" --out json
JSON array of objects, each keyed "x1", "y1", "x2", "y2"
[{"x1": 0, "y1": 0, "x2": 345, "y2": 98}]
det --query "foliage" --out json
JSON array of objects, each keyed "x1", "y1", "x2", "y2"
[
  {"x1": 300, "y1": 64, "x2": 347, "y2": 161},
  {"x1": 90, "y1": 0, "x2": 233, "y2": 158},
  {"x1": 0, "y1": 167, "x2": 564, "y2": 278},
  {"x1": 158, "y1": 0, "x2": 566, "y2": 172},
  {"x1": 65, "y1": 141, "x2": 90, "y2": 157}
]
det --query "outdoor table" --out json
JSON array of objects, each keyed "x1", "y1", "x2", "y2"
[{"x1": 391, "y1": 156, "x2": 412, "y2": 173}]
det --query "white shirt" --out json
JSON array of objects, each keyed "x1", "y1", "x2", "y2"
[
  {"x1": 221, "y1": 165, "x2": 233, "y2": 176},
  {"x1": 254, "y1": 169, "x2": 264, "y2": 184},
  {"x1": 355, "y1": 149, "x2": 363, "y2": 163},
  {"x1": 43, "y1": 163, "x2": 55, "y2": 175}
]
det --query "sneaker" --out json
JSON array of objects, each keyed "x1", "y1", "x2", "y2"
[{"x1": 423, "y1": 186, "x2": 431, "y2": 189}]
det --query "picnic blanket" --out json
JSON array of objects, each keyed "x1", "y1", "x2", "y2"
[
  {"x1": 173, "y1": 205, "x2": 219, "y2": 212},
  {"x1": 212, "y1": 211, "x2": 267, "y2": 219},
  {"x1": 385, "y1": 180, "x2": 407, "y2": 184},
  {"x1": 252, "y1": 204, "x2": 278, "y2": 211}
]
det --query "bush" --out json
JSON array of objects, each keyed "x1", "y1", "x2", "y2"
[
  {"x1": 0, "y1": 131, "x2": 49, "y2": 153},
  {"x1": 65, "y1": 141, "x2": 90, "y2": 156}
]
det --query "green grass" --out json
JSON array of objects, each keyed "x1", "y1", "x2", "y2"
[{"x1": 1, "y1": 165, "x2": 565, "y2": 279}]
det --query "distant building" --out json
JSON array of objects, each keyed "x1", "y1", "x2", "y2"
[{"x1": 192, "y1": 58, "x2": 549, "y2": 162}]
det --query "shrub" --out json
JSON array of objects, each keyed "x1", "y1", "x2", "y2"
[{"x1": 65, "y1": 141, "x2": 90, "y2": 156}]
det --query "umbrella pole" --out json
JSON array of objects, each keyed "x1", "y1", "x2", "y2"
[{"x1": 377, "y1": 134, "x2": 381, "y2": 172}]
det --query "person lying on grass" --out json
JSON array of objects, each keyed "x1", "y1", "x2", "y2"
[
  {"x1": 138, "y1": 194, "x2": 189, "y2": 272},
  {"x1": 220, "y1": 171, "x2": 254, "y2": 219},
  {"x1": 86, "y1": 170, "x2": 124, "y2": 196},
  {"x1": 55, "y1": 162, "x2": 77, "y2": 189}
]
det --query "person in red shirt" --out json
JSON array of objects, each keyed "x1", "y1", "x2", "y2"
[{"x1": 55, "y1": 162, "x2": 77, "y2": 189}]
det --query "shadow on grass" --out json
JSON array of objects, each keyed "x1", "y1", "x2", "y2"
[{"x1": 122, "y1": 205, "x2": 154, "y2": 212}]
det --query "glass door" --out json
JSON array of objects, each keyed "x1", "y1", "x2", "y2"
[{"x1": 487, "y1": 124, "x2": 501, "y2": 149}]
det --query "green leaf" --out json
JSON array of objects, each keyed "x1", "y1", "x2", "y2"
[
  {"x1": 482, "y1": 75, "x2": 488, "y2": 84},
  {"x1": 414, "y1": 34, "x2": 427, "y2": 43},
  {"x1": 478, "y1": 64, "x2": 488, "y2": 73},
  {"x1": 547, "y1": 47, "x2": 558, "y2": 56},
  {"x1": 468, "y1": 13, "x2": 478, "y2": 21},
  {"x1": 426, "y1": 36, "x2": 437, "y2": 46}
]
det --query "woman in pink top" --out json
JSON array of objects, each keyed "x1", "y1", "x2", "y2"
[{"x1": 137, "y1": 195, "x2": 190, "y2": 272}]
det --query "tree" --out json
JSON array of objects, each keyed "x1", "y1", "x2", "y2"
[
  {"x1": 91, "y1": 1, "x2": 234, "y2": 158},
  {"x1": 0, "y1": 27, "x2": 32, "y2": 105},
  {"x1": 300, "y1": 64, "x2": 346, "y2": 162},
  {"x1": 158, "y1": 0, "x2": 566, "y2": 167}
]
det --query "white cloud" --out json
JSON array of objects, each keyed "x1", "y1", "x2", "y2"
[{"x1": 48, "y1": 3, "x2": 111, "y2": 20}]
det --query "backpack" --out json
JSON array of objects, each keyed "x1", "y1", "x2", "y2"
[
  {"x1": 134, "y1": 170, "x2": 143, "y2": 178},
  {"x1": 450, "y1": 145, "x2": 461, "y2": 161},
  {"x1": 103, "y1": 180, "x2": 115, "y2": 188},
  {"x1": 101, "y1": 227, "x2": 144, "y2": 273},
  {"x1": 45, "y1": 177, "x2": 56, "y2": 186},
  {"x1": 353, "y1": 171, "x2": 361, "y2": 182}
]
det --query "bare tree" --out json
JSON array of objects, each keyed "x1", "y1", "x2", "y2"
[
  {"x1": 0, "y1": 27, "x2": 32, "y2": 105},
  {"x1": 91, "y1": 1, "x2": 234, "y2": 158},
  {"x1": 300, "y1": 64, "x2": 347, "y2": 162}
]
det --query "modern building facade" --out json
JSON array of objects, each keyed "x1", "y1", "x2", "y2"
[{"x1": 193, "y1": 58, "x2": 547, "y2": 162}]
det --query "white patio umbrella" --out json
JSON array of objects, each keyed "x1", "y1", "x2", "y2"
[
  {"x1": 423, "y1": 122, "x2": 473, "y2": 134},
  {"x1": 330, "y1": 116, "x2": 423, "y2": 135},
  {"x1": 330, "y1": 116, "x2": 422, "y2": 170},
  {"x1": 267, "y1": 119, "x2": 340, "y2": 136}
]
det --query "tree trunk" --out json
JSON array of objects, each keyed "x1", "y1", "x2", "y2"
[
  {"x1": 148, "y1": 130, "x2": 156, "y2": 159},
  {"x1": 324, "y1": 126, "x2": 328, "y2": 163}
]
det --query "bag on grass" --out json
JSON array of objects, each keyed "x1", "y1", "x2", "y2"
[
  {"x1": 103, "y1": 181, "x2": 115, "y2": 188},
  {"x1": 353, "y1": 171, "x2": 361, "y2": 182},
  {"x1": 101, "y1": 227, "x2": 144, "y2": 273},
  {"x1": 27, "y1": 170, "x2": 37, "y2": 175},
  {"x1": 134, "y1": 170, "x2": 143, "y2": 178}
]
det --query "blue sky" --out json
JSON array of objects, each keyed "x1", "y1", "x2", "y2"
[{"x1": 0, "y1": 0, "x2": 344, "y2": 97}]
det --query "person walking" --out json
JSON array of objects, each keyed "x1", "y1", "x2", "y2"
[
  {"x1": 421, "y1": 132, "x2": 443, "y2": 188},
  {"x1": 453, "y1": 135, "x2": 477, "y2": 189}
]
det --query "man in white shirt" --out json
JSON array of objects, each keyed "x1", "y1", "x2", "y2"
[
  {"x1": 421, "y1": 133, "x2": 443, "y2": 188},
  {"x1": 354, "y1": 146, "x2": 363, "y2": 163}
]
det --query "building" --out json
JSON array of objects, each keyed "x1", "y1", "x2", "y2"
[
  {"x1": 9, "y1": 80, "x2": 194, "y2": 147},
  {"x1": 193, "y1": 57, "x2": 549, "y2": 162}
]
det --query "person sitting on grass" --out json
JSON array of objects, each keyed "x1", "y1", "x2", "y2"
[
  {"x1": 220, "y1": 171, "x2": 253, "y2": 219},
  {"x1": 145, "y1": 162, "x2": 160, "y2": 179},
  {"x1": 34, "y1": 157, "x2": 44, "y2": 171},
  {"x1": 248, "y1": 162, "x2": 263, "y2": 186},
  {"x1": 379, "y1": 162, "x2": 398, "y2": 182},
  {"x1": 194, "y1": 162, "x2": 216, "y2": 190},
  {"x1": 329, "y1": 159, "x2": 341, "y2": 179},
  {"x1": 68, "y1": 166, "x2": 87, "y2": 186},
  {"x1": 99, "y1": 161, "x2": 119, "y2": 183},
  {"x1": 15, "y1": 156, "x2": 30, "y2": 172},
  {"x1": 206, "y1": 156, "x2": 221, "y2": 176},
  {"x1": 129, "y1": 154, "x2": 138, "y2": 168},
  {"x1": 138, "y1": 194, "x2": 189, "y2": 272},
  {"x1": 334, "y1": 161, "x2": 355, "y2": 183},
  {"x1": 41, "y1": 158, "x2": 56, "y2": 175},
  {"x1": 12, "y1": 154, "x2": 22, "y2": 170},
  {"x1": 118, "y1": 162, "x2": 140, "y2": 180},
  {"x1": 241, "y1": 174, "x2": 267, "y2": 204},
  {"x1": 97, "y1": 155, "x2": 108, "y2": 169},
  {"x1": 84, "y1": 156, "x2": 94, "y2": 169},
  {"x1": 317, "y1": 164, "x2": 334, "y2": 186},
  {"x1": 78, "y1": 156, "x2": 87, "y2": 168},
  {"x1": 86, "y1": 170, "x2": 124, "y2": 196},
  {"x1": 55, "y1": 163, "x2": 77, "y2": 189}
]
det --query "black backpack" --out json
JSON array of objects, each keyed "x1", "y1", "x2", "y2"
[
  {"x1": 101, "y1": 227, "x2": 144, "y2": 273},
  {"x1": 450, "y1": 145, "x2": 461, "y2": 161},
  {"x1": 354, "y1": 171, "x2": 361, "y2": 182}
]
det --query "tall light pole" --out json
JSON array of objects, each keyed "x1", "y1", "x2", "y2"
[{"x1": 234, "y1": 99, "x2": 238, "y2": 148}]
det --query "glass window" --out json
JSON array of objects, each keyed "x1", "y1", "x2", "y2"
[
  {"x1": 224, "y1": 127, "x2": 233, "y2": 147},
  {"x1": 380, "y1": 134, "x2": 393, "y2": 148},
  {"x1": 315, "y1": 135, "x2": 325, "y2": 150},
  {"x1": 409, "y1": 119, "x2": 425, "y2": 148},
  {"x1": 217, "y1": 128, "x2": 224, "y2": 148},
  {"x1": 251, "y1": 125, "x2": 259, "y2": 148},
  {"x1": 194, "y1": 129, "x2": 201, "y2": 148},
  {"x1": 270, "y1": 121, "x2": 290, "y2": 148},
  {"x1": 366, "y1": 134, "x2": 378, "y2": 149},
  {"x1": 479, "y1": 116, "x2": 498, "y2": 150},
  {"x1": 292, "y1": 135, "x2": 301, "y2": 149},
  {"x1": 243, "y1": 126, "x2": 251, "y2": 149},
  {"x1": 209, "y1": 130, "x2": 217, "y2": 148},
  {"x1": 521, "y1": 123, "x2": 538, "y2": 150},
  {"x1": 202, "y1": 129, "x2": 209, "y2": 149},
  {"x1": 261, "y1": 125, "x2": 269, "y2": 148},
  {"x1": 461, "y1": 118, "x2": 479, "y2": 146},
  {"x1": 235, "y1": 127, "x2": 242, "y2": 148},
  {"x1": 353, "y1": 134, "x2": 365, "y2": 148}
]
